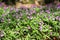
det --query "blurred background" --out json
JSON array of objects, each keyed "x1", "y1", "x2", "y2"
[{"x1": 0, "y1": 0, "x2": 60, "y2": 8}]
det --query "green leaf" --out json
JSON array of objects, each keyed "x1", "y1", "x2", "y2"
[{"x1": 34, "y1": 8, "x2": 40, "y2": 12}]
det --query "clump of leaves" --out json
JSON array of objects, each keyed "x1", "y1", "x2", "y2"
[{"x1": 0, "y1": 4, "x2": 60, "y2": 40}]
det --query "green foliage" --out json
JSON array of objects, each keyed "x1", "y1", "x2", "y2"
[
  {"x1": 0, "y1": 5, "x2": 60, "y2": 40},
  {"x1": 0, "y1": 0, "x2": 2, "y2": 2}
]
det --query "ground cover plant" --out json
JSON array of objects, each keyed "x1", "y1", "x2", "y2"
[{"x1": 0, "y1": 2, "x2": 60, "y2": 40}]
